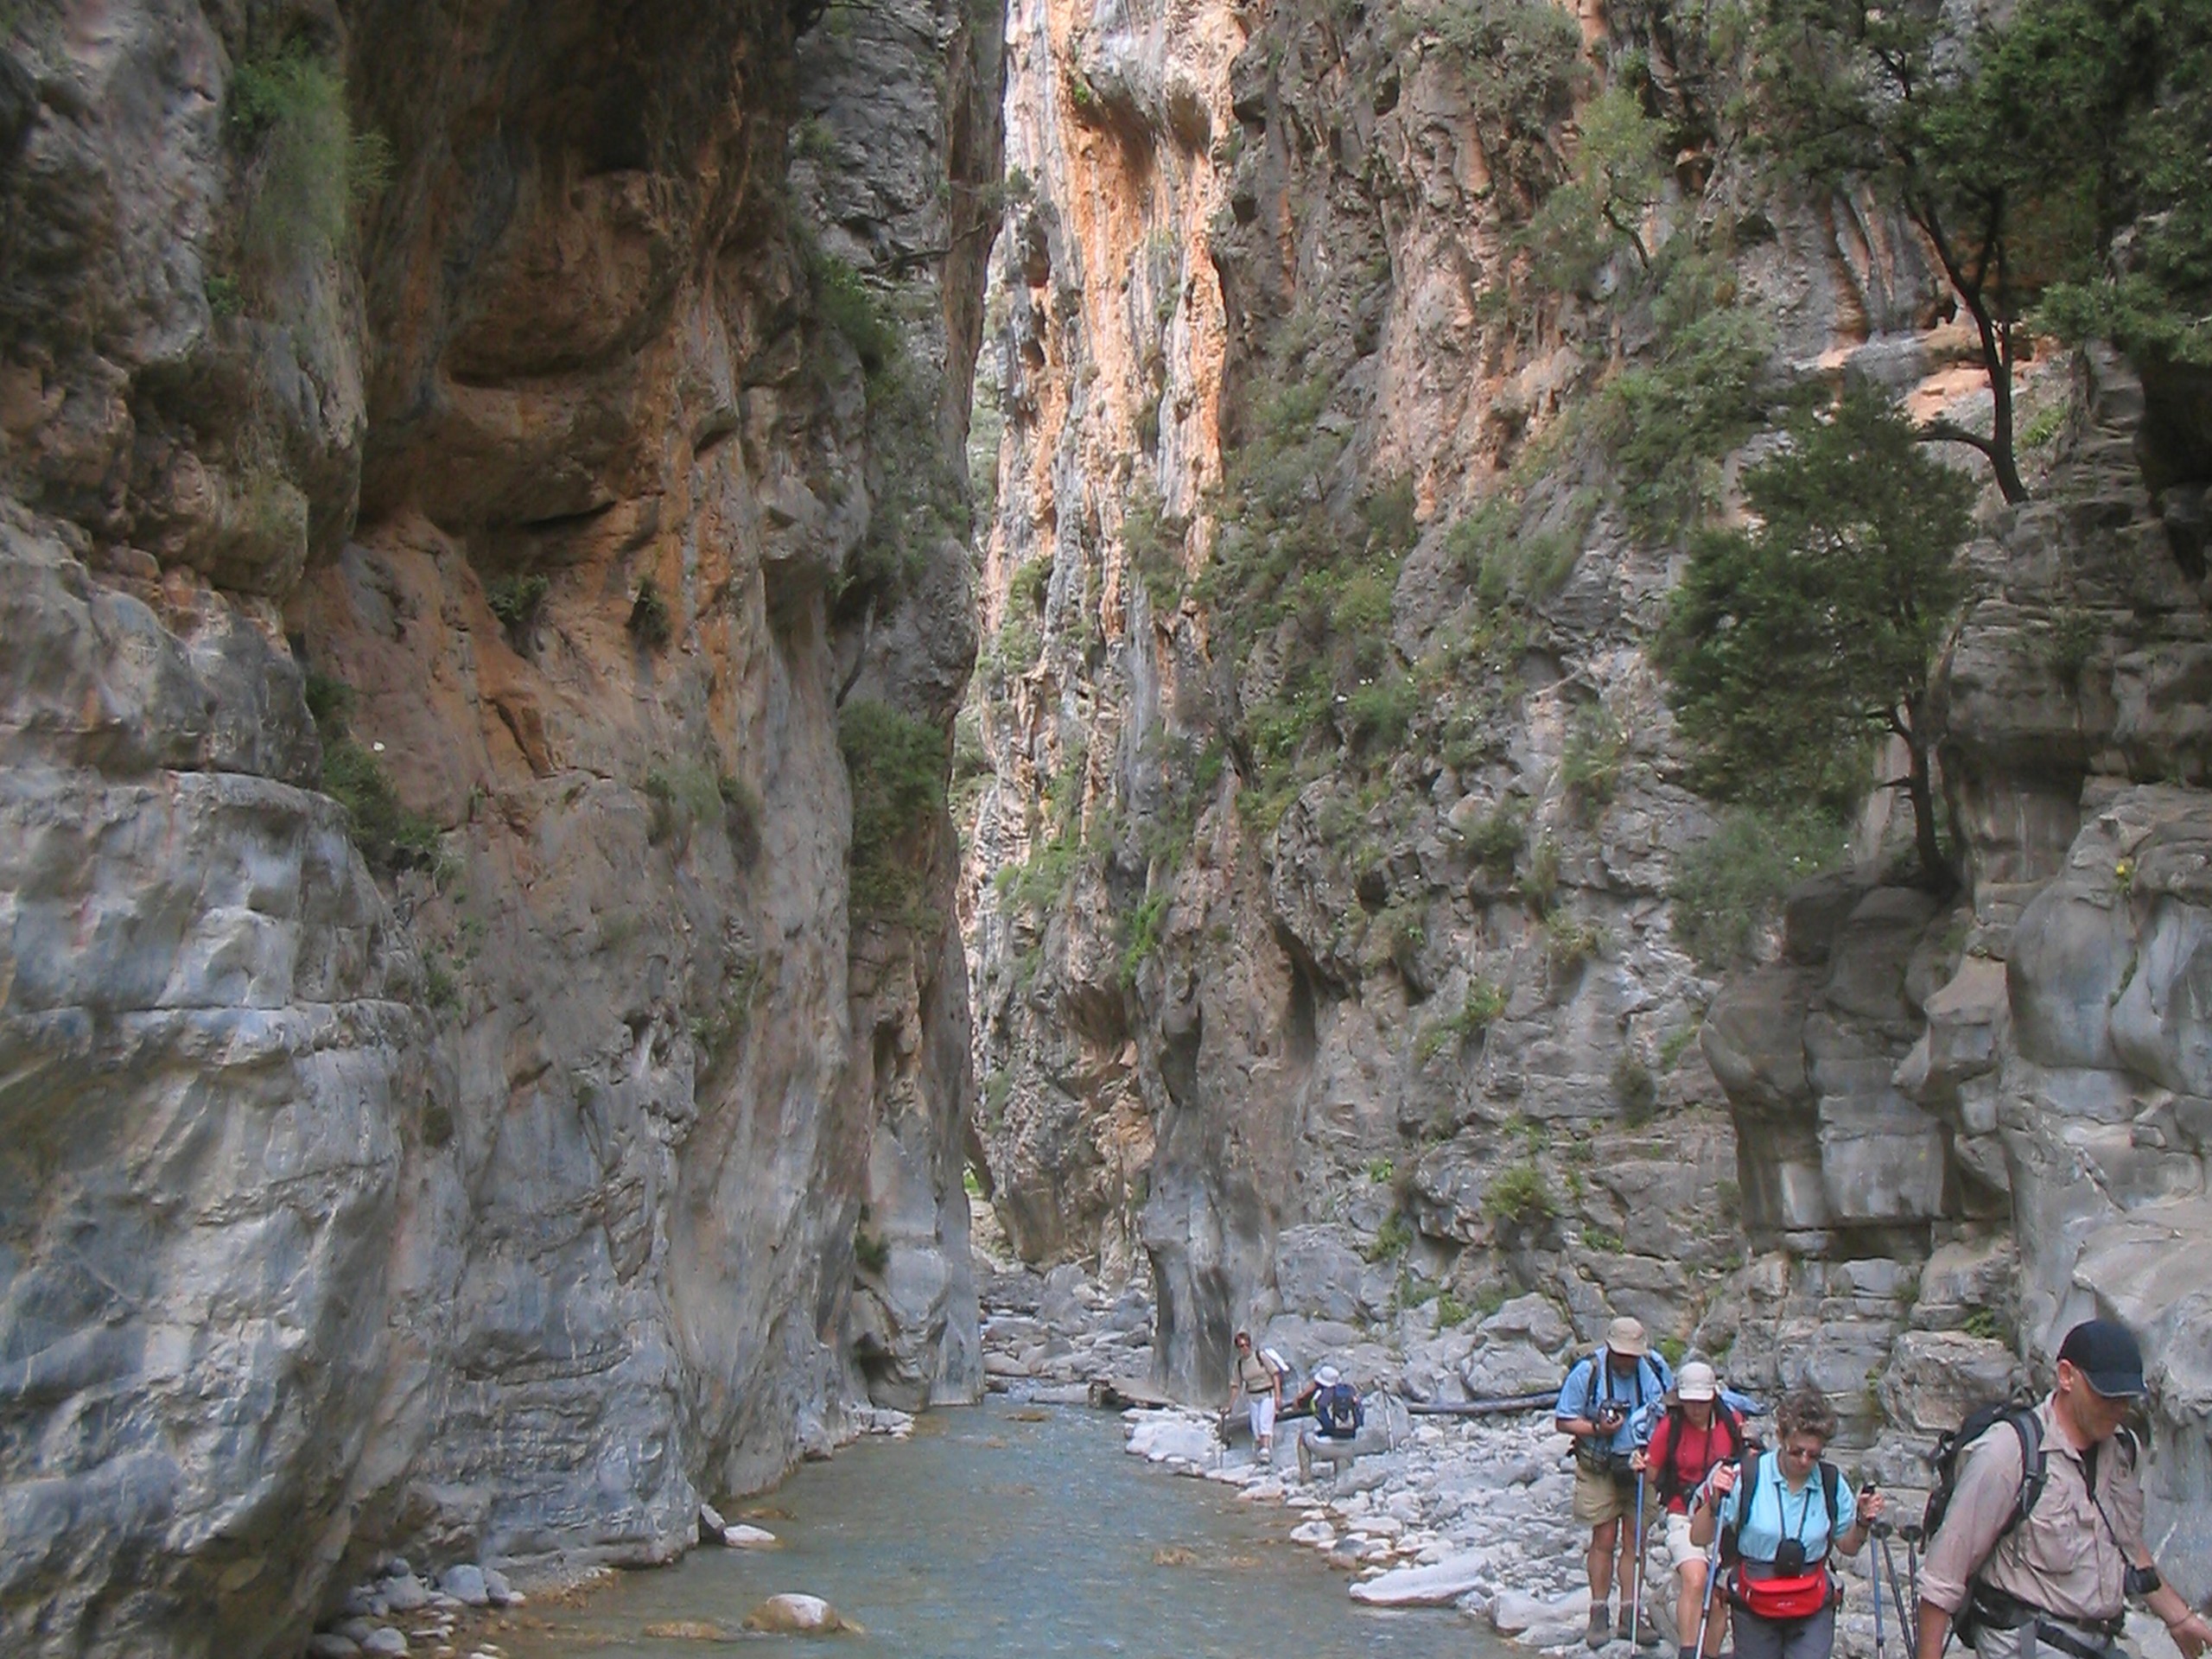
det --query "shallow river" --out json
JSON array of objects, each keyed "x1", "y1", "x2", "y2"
[{"x1": 499, "y1": 1399, "x2": 1517, "y2": 1657}]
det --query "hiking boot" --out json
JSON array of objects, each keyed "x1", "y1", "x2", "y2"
[{"x1": 1586, "y1": 1607, "x2": 1611, "y2": 1649}]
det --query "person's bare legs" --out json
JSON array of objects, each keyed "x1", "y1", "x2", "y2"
[{"x1": 1586, "y1": 1516, "x2": 1621, "y2": 1644}]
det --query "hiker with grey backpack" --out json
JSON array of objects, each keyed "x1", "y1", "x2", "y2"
[{"x1": 1915, "y1": 1319, "x2": 2210, "y2": 1659}]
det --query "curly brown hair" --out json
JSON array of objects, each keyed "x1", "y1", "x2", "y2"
[{"x1": 1775, "y1": 1388, "x2": 1838, "y2": 1446}]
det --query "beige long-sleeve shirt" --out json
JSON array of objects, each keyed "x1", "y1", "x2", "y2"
[{"x1": 1919, "y1": 1396, "x2": 2145, "y2": 1625}]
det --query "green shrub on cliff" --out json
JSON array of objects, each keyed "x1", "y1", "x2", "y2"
[
  {"x1": 1433, "y1": 0, "x2": 1589, "y2": 212},
  {"x1": 1485, "y1": 1163, "x2": 1555, "y2": 1229},
  {"x1": 306, "y1": 671, "x2": 441, "y2": 874},
  {"x1": 227, "y1": 45, "x2": 391, "y2": 276},
  {"x1": 1668, "y1": 806, "x2": 1845, "y2": 969},
  {"x1": 839, "y1": 698, "x2": 948, "y2": 926}
]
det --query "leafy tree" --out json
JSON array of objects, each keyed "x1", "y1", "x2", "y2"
[
  {"x1": 1751, "y1": 0, "x2": 2169, "y2": 502},
  {"x1": 2037, "y1": 0, "x2": 2212, "y2": 372},
  {"x1": 1658, "y1": 390, "x2": 1973, "y2": 890},
  {"x1": 1522, "y1": 86, "x2": 1670, "y2": 293}
]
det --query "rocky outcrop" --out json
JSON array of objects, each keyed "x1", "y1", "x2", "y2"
[{"x1": 0, "y1": 0, "x2": 999, "y2": 1652}]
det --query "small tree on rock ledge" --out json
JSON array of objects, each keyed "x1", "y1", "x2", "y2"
[{"x1": 1658, "y1": 389, "x2": 1973, "y2": 893}]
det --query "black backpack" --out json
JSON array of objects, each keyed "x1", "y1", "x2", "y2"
[
  {"x1": 1650, "y1": 1402, "x2": 1747, "y2": 1509},
  {"x1": 1923, "y1": 1402, "x2": 2045, "y2": 1547}
]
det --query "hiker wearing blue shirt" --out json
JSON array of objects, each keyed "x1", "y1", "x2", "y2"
[
  {"x1": 1690, "y1": 1389, "x2": 1884, "y2": 1659},
  {"x1": 1557, "y1": 1317, "x2": 1676, "y2": 1649}
]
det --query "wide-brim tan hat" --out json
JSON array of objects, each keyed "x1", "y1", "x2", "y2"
[
  {"x1": 1676, "y1": 1360, "x2": 1718, "y2": 1401},
  {"x1": 1605, "y1": 1315, "x2": 1649, "y2": 1357}
]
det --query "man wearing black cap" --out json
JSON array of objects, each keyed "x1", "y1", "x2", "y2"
[{"x1": 1916, "y1": 1319, "x2": 2210, "y2": 1659}]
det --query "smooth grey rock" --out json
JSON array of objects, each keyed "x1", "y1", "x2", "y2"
[
  {"x1": 380, "y1": 1575, "x2": 429, "y2": 1614},
  {"x1": 439, "y1": 1565, "x2": 489, "y2": 1608},
  {"x1": 360, "y1": 1630, "x2": 409, "y2": 1658},
  {"x1": 480, "y1": 1567, "x2": 517, "y2": 1605}
]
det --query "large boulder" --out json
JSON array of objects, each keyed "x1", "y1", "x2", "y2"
[{"x1": 1878, "y1": 1331, "x2": 2027, "y2": 1436}]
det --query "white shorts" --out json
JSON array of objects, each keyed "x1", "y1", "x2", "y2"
[
  {"x1": 1247, "y1": 1394, "x2": 1277, "y2": 1442},
  {"x1": 1662, "y1": 1512, "x2": 1707, "y2": 1573}
]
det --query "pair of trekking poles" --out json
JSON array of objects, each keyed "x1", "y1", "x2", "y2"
[
  {"x1": 1677, "y1": 1497, "x2": 1923, "y2": 1658},
  {"x1": 1867, "y1": 1521, "x2": 1923, "y2": 1659}
]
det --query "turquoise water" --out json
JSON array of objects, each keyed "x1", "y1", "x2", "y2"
[{"x1": 499, "y1": 1400, "x2": 1515, "y2": 1657}]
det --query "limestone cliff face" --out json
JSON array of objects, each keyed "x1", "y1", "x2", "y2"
[
  {"x1": 963, "y1": 0, "x2": 1942, "y2": 1396},
  {"x1": 965, "y1": 0, "x2": 2210, "y2": 1604},
  {"x1": 0, "y1": 0, "x2": 998, "y2": 1653}
]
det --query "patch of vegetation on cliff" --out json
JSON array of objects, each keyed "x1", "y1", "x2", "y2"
[
  {"x1": 1427, "y1": 0, "x2": 1589, "y2": 214},
  {"x1": 1669, "y1": 807, "x2": 1846, "y2": 969},
  {"x1": 1200, "y1": 343, "x2": 1421, "y2": 828},
  {"x1": 839, "y1": 699, "x2": 949, "y2": 928},
  {"x1": 225, "y1": 44, "x2": 392, "y2": 284},
  {"x1": 305, "y1": 671, "x2": 441, "y2": 874},
  {"x1": 1590, "y1": 246, "x2": 1775, "y2": 548}
]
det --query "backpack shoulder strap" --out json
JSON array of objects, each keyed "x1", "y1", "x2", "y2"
[
  {"x1": 1818, "y1": 1461, "x2": 1843, "y2": 1541},
  {"x1": 1725, "y1": 1447, "x2": 1760, "y2": 1544},
  {"x1": 2007, "y1": 1408, "x2": 2046, "y2": 1534}
]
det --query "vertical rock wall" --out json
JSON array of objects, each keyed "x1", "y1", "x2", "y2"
[{"x1": 0, "y1": 0, "x2": 1000, "y2": 1653}]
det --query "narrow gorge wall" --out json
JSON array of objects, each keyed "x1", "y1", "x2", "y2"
[
  {"x1": 962, "y1": 0, "x2": 2212, "y2": 1605},
  {"x1": 0, "y1": 0, "x2": 1000, "y2": 1653}
]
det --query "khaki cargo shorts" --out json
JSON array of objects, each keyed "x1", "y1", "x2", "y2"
[{"x1": 1573, "y1": 1460, "x2": 1640, "y2": 1526}]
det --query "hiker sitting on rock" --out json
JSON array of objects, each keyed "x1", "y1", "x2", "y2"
[
  {"x1": 1916, "y1": 1319, "x2": 2212, "y2": 1659},
  {"x1": 1558, "y1": 1316, "x2": 1677, "y2": 1649},
  {"x1": 1227, "y1": 1330, "x2": 1285, "y2": 1463},
  {"x1": 1692, "y1": 1389, "x2": 1881, "y2": 1659},
  {"x1": 1633, "y1": 1361, "x2": 1746, "y2": 1659},
  {"x1": 1294, "y1": 1364, "x2": 1363, "y2": 1482}
]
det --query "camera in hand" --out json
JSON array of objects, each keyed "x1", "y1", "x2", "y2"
[
  {"x1": 2125, "y1": 1564, "x2": 2161, "y2": 1599},
  {"x1": 1595, "y1": 1403, "x2": 1627, "y2": 1431}
]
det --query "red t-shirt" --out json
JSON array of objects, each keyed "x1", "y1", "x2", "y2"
[{"x1": 1647, "y1": 1409, "x2": 1739, "y2": 1513}]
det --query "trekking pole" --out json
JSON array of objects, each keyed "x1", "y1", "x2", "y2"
[
  {"x1": 1690, "y1": 1522, "x2": 1725, "y2": 1659},
  {"x1": 1900, "y1": 1523, "x2": 1922, "y2": 1613},
  {"x1": 1879, "y1": 1529, "x2": 1912, "y2": 1635},
  {"x1": 1631, "y1": 1470, "x2": 1649, "y2": 1649},
  {"x1": 1872, "y1": 1527, "x2": 1887, "y2": 1659}
]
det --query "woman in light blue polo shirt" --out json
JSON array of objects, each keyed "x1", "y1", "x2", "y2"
[{"x1": 1689, "y1": 1390, "x2": 1886, "y2": 1659}]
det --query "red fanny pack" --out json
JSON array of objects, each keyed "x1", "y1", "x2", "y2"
[{"x1": 1732, "y1": 1570, "x2": 1832, "y2": 1621}]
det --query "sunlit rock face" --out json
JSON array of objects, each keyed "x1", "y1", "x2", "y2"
[{"x1": 0, "y1": 0, "x2": 998, "y2": 1651}]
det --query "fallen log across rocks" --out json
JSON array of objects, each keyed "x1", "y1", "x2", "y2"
[{"x1": 1400, "y1": 1389, "x2": 1559, "y2": 1417}]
